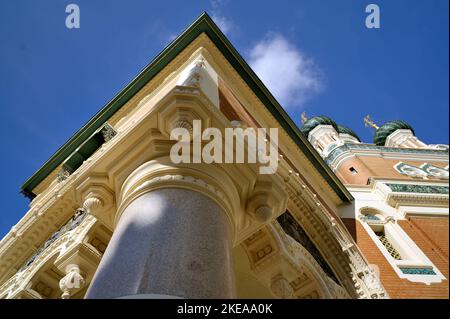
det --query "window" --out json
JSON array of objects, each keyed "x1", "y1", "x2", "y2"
[
  {"x1": 360, "y1": 211, "x2": 403, "y2": 261},
  {"x1": 363, "y1": 214, "x2": 380, "y2": 221},
  {"x1": 375, "y1": 230, "x2": 402, "y2": 260},
  {"x1": 359, "y1": 207, "x2": 445, "y2": 284}
]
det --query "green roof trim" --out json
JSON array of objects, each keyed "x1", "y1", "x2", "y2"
[
  {"x1": 21, "y1": 12, "x2": 353, "y2": 202},
  {"x1": 63, "y1": 123, "x2": 116, "y2": 175}
]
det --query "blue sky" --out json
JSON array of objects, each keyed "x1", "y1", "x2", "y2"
[{"x1": 0, "y1": 0, "x2": 448, "y2": 238}]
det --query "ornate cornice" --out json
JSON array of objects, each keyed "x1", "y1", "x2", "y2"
[
  {"x1": 385, "y1": 183, "x2": 449, "y2": 194},
  {"x1": 325, "y1": 143, "x2": 448, "y2": 166}
]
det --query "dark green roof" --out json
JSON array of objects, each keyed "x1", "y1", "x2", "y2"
[
  {"x1": 21, "y1": 12, "x2": 353, "y2": 202},
  {"x1": 337, "y1": 125, "x2": 361, "y2": 142},
  {"x1": 300, "y1": 116, "x2": 338, "y2": 137},
  {"x1": 373, "y1": 120, "x2": 415, "y2": 146}
]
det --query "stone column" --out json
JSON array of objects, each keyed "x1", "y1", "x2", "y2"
[{"x1": 85, "y1": 188, "x2": 234, "y2": 299}]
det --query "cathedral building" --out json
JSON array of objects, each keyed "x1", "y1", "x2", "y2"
[
  {"x1": 0, "y1": 13, "x2": 447, "y2": 299},
  {"x1": 300, "y1": 115, "x2": 448, "y2": 298}
]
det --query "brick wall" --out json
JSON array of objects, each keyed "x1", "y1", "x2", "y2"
[
  {"x1": 342, "y1": 217, "x2": 449, "y2": 299},
  {"x1": 406, "y1": 217, "x2": 449, "y2": 259}
]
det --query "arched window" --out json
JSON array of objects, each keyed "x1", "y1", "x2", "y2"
[{"x1": 360, "y1": 208, "x2": 402, "y2": 260}]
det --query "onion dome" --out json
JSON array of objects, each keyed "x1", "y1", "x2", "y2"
[
  {"x1": 337, "y1": 125, "x2": 361, "y2": 142},
  {"x1": 373, "y1": 120, "x2": 415, "y2": 146},
  {"x1": 300, "y1": 116, "x2": 338, "y2": 137}
]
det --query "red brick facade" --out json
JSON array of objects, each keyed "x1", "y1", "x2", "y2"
[{"x1": 343, "y1": 217, "x2": 449, "y2": 299}]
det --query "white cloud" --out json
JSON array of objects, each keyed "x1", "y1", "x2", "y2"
[
  {"x1": 248, "y1": 33, "x2": 323, "y2": 109},
  {"x1": 210, "y1": 0, "x2": 233, "y2": 35},
  {"x1": 211, "y1": 13, "x2": 233, "y2": 34}
]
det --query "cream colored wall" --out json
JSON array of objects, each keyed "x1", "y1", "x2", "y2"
[{"x1": 233, "y1": 245, "x2": 275, "y2": 298}]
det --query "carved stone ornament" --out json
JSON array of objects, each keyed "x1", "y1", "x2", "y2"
[
  {"x1": 270, "y1": 275, "x2": 294, "y2": 299},
  {"x1": 59, "y1": 264, "x2": 85, "y2": 299}
]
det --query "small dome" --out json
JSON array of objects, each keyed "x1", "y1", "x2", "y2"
[
  {"x1": 300, "y1": 116, "x2": 338, "y2": 137},
  {"x1": 373, "y1": 120, "x2": 415, "y2": 146},
  {"x1": 337, "y1": 125, "x2": 361, "y2": 142}
]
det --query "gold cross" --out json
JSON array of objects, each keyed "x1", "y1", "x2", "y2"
[
  {"x1": 301, "y1": 112, "x2": 308, "y2": 124},
  {"x1": 364, "y1": 115, "x2": 379, "y2": 130}
]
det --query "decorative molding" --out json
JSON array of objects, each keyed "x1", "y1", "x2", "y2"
[
  {"x1": 358, "y1": 213, "x2": 395, "y2": 225},
  {"x1": 277, "y1": 212, "x2": 340, "y2": 284},
  {"x1": 56, "y1": 167, "x2": 71, "y2": 183},
  {"x1": 325, "y1": 143, "x2": 448, "y2": 166},
  {"x1": 76, "y1": 174, "x2": 115, "y2": 230},
  {"x1": 101, "y1": 123, "x2": 117, "y2": 142},
  {"x1": 241, "y1": 223, "x2": 349, "y2": 299},
  {"x1": 171, "y1": 119, "x2": 193, "y2": 133},
  {"x1": 0, "y1": 213, "x2": 97, "y2": 299},
  {"x1": 18, "y1": 209, "x2": 87, "y2": 272},
  {"x1": 399, "y1": 267, "x2": 437, "y2": 275},
  {"x1": 394, "y1": 162, "x2": 428, "y2": 178},
  {"x1": 284, "y1": 186, "x2": 388, "y2": 299},
  {"x1": 59, "y1": 264, "x2": 85, "y2": 299},
  {"x1": 270, "y1": 275, "x2": 294, "y2": 299},
  {"x1": 272, "y1": 223, "x2": 351, "y2": 299},
  {"x1": 179, "y1": 57, "x2": 207, "y2": 88},
  {"x1": 428, "y1": 144, "x2": 449, "y2": 151},
  {"x1": 420, "y1": 163, "x2": 449, "y2": 179},
  {"x1": 385, "y1": 183, "x2": 449, "y2": 195}
]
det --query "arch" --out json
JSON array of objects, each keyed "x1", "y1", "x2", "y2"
[
  {"x1": 237, "y1": 221, "x2": 347, "y2": 299},
  {"x1": 359, "y1": 207, "x2": 385, "y2": 221}
]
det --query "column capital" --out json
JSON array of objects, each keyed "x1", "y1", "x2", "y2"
[{"x1": 116, "y1": 156, "x2": 287, "y2": 245}]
